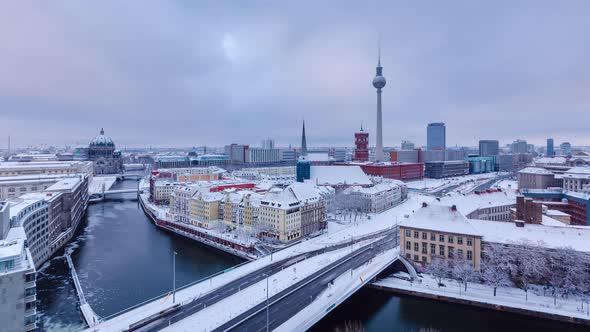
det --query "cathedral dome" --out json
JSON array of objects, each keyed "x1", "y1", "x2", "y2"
[{"x1": 90, "y1": 128, "x2": 115, "y2": 147}]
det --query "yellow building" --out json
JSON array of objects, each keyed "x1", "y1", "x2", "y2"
[
  {"x1": 399, "y1": 203, "x2": 483, "y2": 270},
  {"x1": 189, "y1": 191, "x2": 222, "y2": 229}
]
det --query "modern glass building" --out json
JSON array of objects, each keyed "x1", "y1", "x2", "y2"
[
  {"x1": 426, "y1": 122, "x2": 446, "y2": 151},
  {"x1": 546, "y1": 138, "x2": 555, "y2": 156}
]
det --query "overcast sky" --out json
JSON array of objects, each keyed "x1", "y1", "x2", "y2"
[{"x1": 1, "y1": 1, "x2": 589, "y2": 149}]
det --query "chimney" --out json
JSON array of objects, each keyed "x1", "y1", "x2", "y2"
[
  {"x1": 451, "y1": 205, "x2": 457, "y2": 212},
  {"x1": 422, "y1": 202, "x2": 428, "y2": 208}
]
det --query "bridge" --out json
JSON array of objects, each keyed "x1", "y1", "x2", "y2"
[
  {"x1": 89, "y1": 188, "x2": 140, "y2": 202},
  {"x1": 83, "y1": 227, "x2": 416, "y2": 332}
]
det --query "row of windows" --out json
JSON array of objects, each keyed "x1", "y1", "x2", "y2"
[
  {"x1": 406, "y1": 229, "x2": 473, "y2": 246},
  {"x1": 405, "y1": 241, "x2": 473, "y2": 260}
]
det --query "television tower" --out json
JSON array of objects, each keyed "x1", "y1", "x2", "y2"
[{"x1": 372, "y1": 46, "x2": 386, "y2": 162}]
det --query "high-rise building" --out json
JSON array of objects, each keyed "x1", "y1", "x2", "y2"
[
  {"x1": 560, "y1": 142, "x2": 572, "y2": 156},
  {"x1": 546, "y1": 138, "x2": 555, "y2": 156},
  {"x1": 224, "y1": 143, "x2": 249, "y2": 163},
  {"x1": 510, "y1": 139, "x2": 528, "y2": 153},
  {"x1": 372, "y1": 48, "x2": 386, "y2": 162},
  {"x1": 427, "y1": 123, "x2": 446, "y2": 151},
  {"x1": 478, "y1": 140, "x2": 499, "y2": 157},
  {"x1": 353, "y1": 125, "x2": 369, "y2": 162}
]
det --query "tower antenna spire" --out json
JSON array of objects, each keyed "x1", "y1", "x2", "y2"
[{"x1": 378, "y1": 37, "x2": 381, "y2": 66}]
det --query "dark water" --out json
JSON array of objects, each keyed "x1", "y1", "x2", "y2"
[
  {"x1": 311, "y1": 288, "x2": 587, "y2": 332},
  {"x1": 36, "y1": 180, "x2": 587, "y2": 332}
]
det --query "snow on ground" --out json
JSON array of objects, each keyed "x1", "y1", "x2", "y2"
[
  {"x1": 89, "y1": 176, "x2": 117, "y2": 195},
  {"x1": 275, "y1": 247, "x2": 400, "y2": 332},
  {"x1": 373, "y1": 274, "x2": 590, "y2": 321},
  {"x1": 160, "y1": 243, "x2": 375, "y2": 332},
  {"x1": 493, "y1": 179, "x2": 518, "y2": 190}
]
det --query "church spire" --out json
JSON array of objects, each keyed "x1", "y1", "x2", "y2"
[
  {"x1": 300, "y1": 120, "x2": 307, "y2": 156},
  {"x1": 100, "y1": 128, "x2": 104, "y2": 135}
]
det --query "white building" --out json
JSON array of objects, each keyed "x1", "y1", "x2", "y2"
[
  {"x1": 0, "y1": 161, "x2": 93, "y2": 177},
  {"x1": 562, "y1": 167, "x2": 590, "y2": 193},
  {"x1": 245, "y1": 148, "x2": 280, "y2": 163},
  {"x1": 343, "y1": 182, "x2": 404, "y2": 213}
]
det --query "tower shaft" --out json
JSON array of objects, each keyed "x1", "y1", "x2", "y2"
[{"x1": 376, "y1": 89, "x2": 383, "y2": 162}]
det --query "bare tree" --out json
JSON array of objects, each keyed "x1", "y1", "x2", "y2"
[
  {"x1": 481, "y1": 243, "x2": 512, "y2": 296},
  {"x1": 547, "y1": 247, "x2": 585, "y2": 306},
  {"x1": 452, "y1": 254, "x2": 477, "y2": 292},
  {"x1": 426, "y1": 257, "x2": 450, "y2": 287}
]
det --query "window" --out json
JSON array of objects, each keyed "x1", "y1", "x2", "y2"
[
  {"x1": 414, "y1": 243, "x2": 419, "y2": 252},
  {"x1": 430, "y1": 233, "x2": 436, "y2": 241},
  {"x1": 457, "y1": 249, "x2": 463, "y2": 258},
  {"x1": 467, "y1": 250, "x2": 473, "y2": 260},
  {"x1": 414, "y1": 254, "x2": 419, "y2": 261},
  {"x1": 31, "y1": 186, "x2": 38, "y2": 191},
  {"x1": 448, "y1": 246, "x2": 454, "y2": 258},
  {"x1": 439, "y1": 245, "x2": 445, "y2": 256},
  {"x1": 421, "y1": 256, "x2": 427, "y2": 262},
  {"x1": 406, "y1": 253, "x2": 411, "y2": 259},
  {"x1": 448, "y1": 235, "x2": 454, "y2": 244},
  {"x1": 422, "y1": 232, "x2": 427, "y2": 240},
  {"x1": 405, "y1": 229, "x2": 411, "y2": 237},
  {"x1": 430, "y1": 244, "x2": 436, "y2": 254},
  {"x1": 422, "y1": 243, "x2": 427, "y2": 254},
  {"x1": 8, "y1": 188, "x2": 15, "y2": 192},
  {"x1": 414, "y1": 231, "x2": 419, "y2": 238},
  {"x1": 20, "y1": 187, "x2": 27, "y2": 192},
  {"x1": 467, "y1": 238, "x2": 473, "y2": 246},
  {"x1": 439, "y1": 234, "x2": 445, "y2": 242},
  {"x1": 457, "y1": 237, "x2": 463, "y2": 245},
  {"x1": 406, "y1": 241, "x2": 411, "y2": 250}
]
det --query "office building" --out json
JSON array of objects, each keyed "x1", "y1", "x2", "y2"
[
  {"x1": 426, "y1": 122, "x2": 446, "y2": 151},
  {"x1": 424, "y1": 161, "x2": 469, "y2": 179},
  {"x1": 560, "y1": 142, "x2": 572, "y2": 156},
  {"x1": 401, "y1": 140, "x2": 415, "y2": 150},
  {"x1": 478, "y1": 140, "x2": 499, "y2": 157},
  {"x1": 510, "y1": 139, "x2": 528, "y2": 154},
  {"x1": 546, "y1": 138, "x2": 555, "y2": 156}
]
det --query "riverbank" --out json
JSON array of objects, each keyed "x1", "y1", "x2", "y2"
[{"x1": 370, "y1": 274, "x2": 590, "y2": 327}]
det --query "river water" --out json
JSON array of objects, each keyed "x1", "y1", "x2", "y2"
[{"x1": 36, "y1": 180, "x2": 586, "y2": 331}]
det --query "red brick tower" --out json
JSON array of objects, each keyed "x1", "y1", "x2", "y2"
[{"x1": 353, "y1": 124, "x2": 369, "y2": 162}]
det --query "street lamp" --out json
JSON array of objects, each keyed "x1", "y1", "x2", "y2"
[
  {"x1": 263, "y1": 273, "x2": 269, "y2": 332},
  {"x1": 173, "y1": 251, "x2": 178, "y2": 303}
]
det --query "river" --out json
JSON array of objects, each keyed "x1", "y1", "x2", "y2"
[{"x1": 36, "y1": 180, "x2": 586, "y2": 331}]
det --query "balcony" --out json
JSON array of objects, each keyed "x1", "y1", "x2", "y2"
[
  {"x1": 24, "y1": 294, "x2": 36, "y2": 303},
  {"x1": 24, "y1": 280, "x2": 36, "y2": 289},
  {"x1": 24, "y1": 322, "x2": 37, "y2": 331}
]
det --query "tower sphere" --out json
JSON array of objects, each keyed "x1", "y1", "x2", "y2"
[{"x1": 373, "y1": 75, "x2": 386, "y2": 89}]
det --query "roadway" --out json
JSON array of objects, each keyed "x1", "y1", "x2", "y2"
[
  {"x1": 126, "y1": 228, "x2": 397, "y2": 332},
  {"x1": 213, "y1": 230, "x2": 399, "y2": 332}
]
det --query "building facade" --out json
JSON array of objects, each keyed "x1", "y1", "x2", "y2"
[
  {"x1": 353, "y1": 127, "x2": 369, "y2": 162},
  {"x1": 426, "y1": 122, "x2": 446, "y2": 151},
  {"x1": 424, "y1": 161, "x2": 469, "y2": 179},
  {"x1": 518, "y1": 167, "x2": 555, "y2": 190},
  {"x1": 546, "y1": 138, "x2": 555, "y2": 156},
  {"x1": 478, "y1": 140, "x2": 499, "y2": 157},
  {"x1": 88, "y1": 128, "x2": 123, "y2": 175}
]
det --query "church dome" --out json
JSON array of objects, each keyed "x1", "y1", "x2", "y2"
[{"x1": 90, "y1": 128, "x2": 115, "y2": 147}]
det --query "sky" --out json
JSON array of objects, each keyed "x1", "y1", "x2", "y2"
[{"x1": 1, "y1": 1, "x2": 589, "y2": 149}]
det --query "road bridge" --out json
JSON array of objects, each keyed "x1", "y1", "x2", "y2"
[{"x1": 84, "y1": 227, "x2": 416, "y2": 332}]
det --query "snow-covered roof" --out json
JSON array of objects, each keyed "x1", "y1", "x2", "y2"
[
  {"x1": 533, "y1": 157, "x2": 567, "y2": 165},
  {"x1": 45, "y1": 177, "x2": 82, "y2": 192},
  {"x1": 306, "y1": 153, "x2": 332, "y2": 162},
  {"x1": 399, "y1": 204, "x2": 482, "y2": 236},
  {"x1": 309, "y1": 166, "x2": 371, "y2": 186},
  {"x1": 518, "y1": 167, "x2": 554, "y2": 175},
  {"x1": 0, "y1": 238, "x2": 24, "y2": 261},
  {"x1": 438, "y1": 189, "x2": 517, "y2": 215},
  {"x1": 470, "y1": 219, "x2": 590, "y2": 253},
  {"x1": 563, "y1": 167, "x2": 590, "y2": 180},
  {"x1": 541, "y1": 215, "x2": 565, "y2": 227}
]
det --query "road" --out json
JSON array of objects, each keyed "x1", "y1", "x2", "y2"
[
  {"x1": 127, "y1": 228, "x2": 397, "y2": 332},
  {"x1": 213, "y1": 230, "x2": 399, "y2": 332}
]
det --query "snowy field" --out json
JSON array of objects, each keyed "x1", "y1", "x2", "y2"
[{"x1": 374, "y1": 274, "x2": 590, "y2": 321}]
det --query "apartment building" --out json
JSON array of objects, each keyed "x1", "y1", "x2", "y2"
[{"x1": 399, "y1": 204, "x2": 483, "y2": 270}]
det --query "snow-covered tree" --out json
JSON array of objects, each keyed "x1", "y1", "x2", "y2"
[
  {"x1": 481, "y1": 243, "x2": 512, "y2": 296},
  {"x1": 452, "y1": 254, "x2": 477, "y2": 292},
  {"x1": 547, "y1": 247, "x2": 586, "y2": 306},
  {"x1": 510, "y1": 242, "x2": 550, "y2": 301},
  {"x1": 426, "y1": 257, "x2": 450, "y2": 287}
]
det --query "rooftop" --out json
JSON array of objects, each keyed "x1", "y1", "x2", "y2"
[
  {"x1": 518, "y1": 167, "x2": 554, "y2": 175},
  {"x1": 45, "y1": 177, "x2": 82, "y2": 192},
  {"x1": 309, "y1": 166, "x2": 372, "y2": 186},
  {"x1": 399, "y1": 204, "x2": 482, "y2": 236}
]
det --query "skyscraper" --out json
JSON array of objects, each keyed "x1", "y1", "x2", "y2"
[
  {"x1": 547, "y1": 138, "x2": 554, "y2": 156},
  {"x1": 427, "y1": 123, "x2": 446, "y2": 150},
  {"x1": 372, "y1": 48, "x2": 386, "y2": 162},
  {"x1": 479, "y1": 140, "x2": 499, "y2": 157},
  {"x1": 510, "y1": 139, "x2": 527, "y2": 153}
]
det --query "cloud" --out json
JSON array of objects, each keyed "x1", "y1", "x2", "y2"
[{"x1": 0, "y1": 1, "x2": 589, "y2": 149}]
